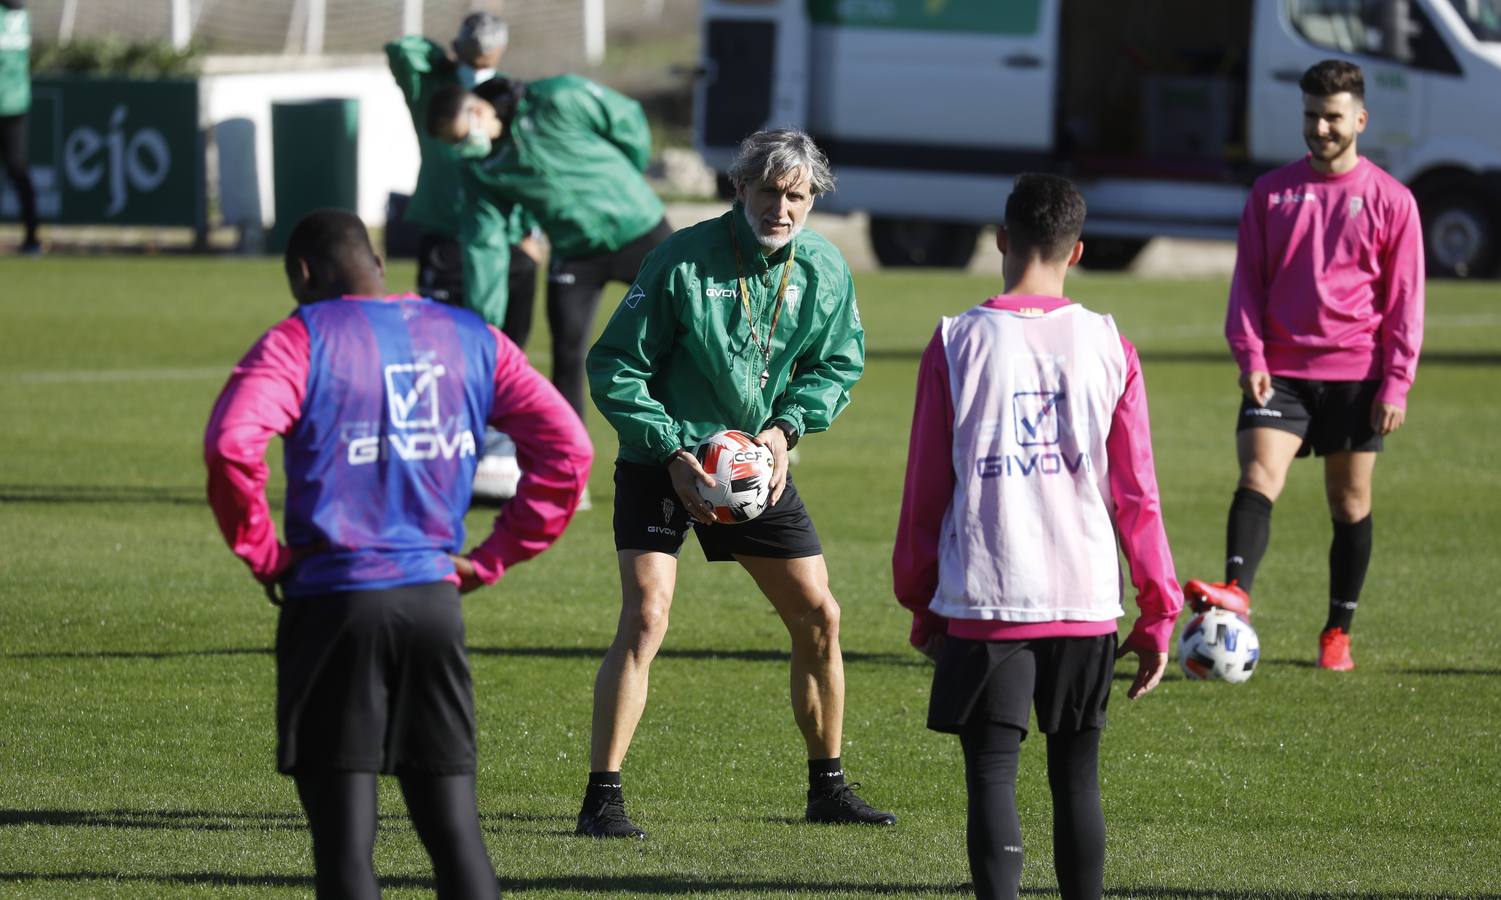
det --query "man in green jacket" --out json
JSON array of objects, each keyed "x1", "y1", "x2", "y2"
[
  {"x1": 385, "y1": 13, "x2": 540, "y2": 336},
  {"x1": 575, "y1": 129, "x2": 894, "y2": 838},
  {"x1": 427, "y1": 76, "x2": 671, "y2": 418},
  {"x1": 1, "y1": 0, "x2": 38, "y2": 254}
]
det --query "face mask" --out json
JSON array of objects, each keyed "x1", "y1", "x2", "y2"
[
  {"x1": 457, "y1": 127, "x2": 492, "y2": 159},
  {"x1": 458, "y1": 65, "x2": 496, "y2": 90}
]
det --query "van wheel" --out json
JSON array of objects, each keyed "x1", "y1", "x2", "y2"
[
  {"x1": 1420, "y1": 190, "x2": 1497, "y2": 279},
  {"x1": 869, "y1": 218, "x2": 979, "y2": 269},
  {"x1": 1079, "y1": 237, "x2": 1147, "y2": 271}
]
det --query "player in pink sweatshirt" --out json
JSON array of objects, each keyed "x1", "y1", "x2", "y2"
[
  {"x1": 893, "y1": 175, "x2": 1182, "y2": 900},
  {"x1": 1186, "y1": 60, "x2": 1425, "y2": 672}
]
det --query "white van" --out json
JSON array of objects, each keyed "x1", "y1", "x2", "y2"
[{"x1": 693, "y1": 0, "x2": 1501, "y2": 277}]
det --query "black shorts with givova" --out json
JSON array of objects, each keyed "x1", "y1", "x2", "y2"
[
  {"x1": 1236, "y1": 375, "x2": 1383, "y2": 457},
  {"x1": 927, "y1": 634, "x2": 1117, "y2": 736},
  {"x1": 276, "y1": 581, "x2": 476, "y2": 775},
  {"x1": 612, "y1": 460, "x2": 823, "y2": 561}
]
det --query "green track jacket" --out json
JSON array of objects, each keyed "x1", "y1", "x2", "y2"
[
  {"x1": 587, "y1": 203, "x2": 865, "y2": 465},
  {"x1": 0, "y1": 7, "x2": 30, "y2": 117},
  {"x1": 467, "y1": 74, "x2": 663, "y2": 260},
  {"x1": 384, "y1": 36, "x2": 468, "y2": 239},
  {"x1": 385, "y1": 36, "x2": 536, "y2": 327}
]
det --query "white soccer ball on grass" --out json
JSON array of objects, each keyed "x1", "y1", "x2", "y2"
[{"x1": 1178, "y1": 608, "x2": 1260, "y2": 684}]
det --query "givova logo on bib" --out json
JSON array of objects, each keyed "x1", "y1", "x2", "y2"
[
  {"x1": 1013, "y1": 390, "x2": 1065, "y2": 446},
  {"x1": 385, "y1": 363, "x2": 446, "y2": 429},
  {"x1": 974, "y1": 388, "x2": 1090, "y2": 479},
  {"x1": 346, "y1": 363, "x2": 477, "y2": 465}
]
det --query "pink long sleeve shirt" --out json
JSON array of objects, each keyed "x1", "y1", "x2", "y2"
[
  {"x1": 1226, "y1": 156, "x2": 1425, "y2": 406},
  {"x1": 892, "y1": 295, "x2": 1183, "y2": 653},
  {"x1": 204, "y1": 294, "x2": 592, "y2": 593}
]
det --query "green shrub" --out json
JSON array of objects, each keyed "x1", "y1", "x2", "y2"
[{"x1": 32, "y1": 37, "x2": 200, "y2": 77}]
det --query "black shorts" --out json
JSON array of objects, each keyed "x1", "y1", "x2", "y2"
[
  {"x1": 612, "y1": 460, "x2": 823, "y2": 561},
  {"x1": 1236, "y1": 375, "x2": 1383, "y2": 457},
  {"x1": 926, "y1": 634, "x2": 1116, "y2": 736},
  {"x1": 275, "y1": 581, "x2": 476, "y2": 776}
]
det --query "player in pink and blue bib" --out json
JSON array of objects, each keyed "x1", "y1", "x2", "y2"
[{"x1": 205, "y1": 209, "x2": 592, "y2": 898}]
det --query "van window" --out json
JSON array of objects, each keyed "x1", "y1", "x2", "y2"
[
  {"x1": 1288, "y1": 0, "x2": 1403, "y2": 56},
  {"x1": 1444, "y1": 0, "x2": 1501, "y2": 40},
  {"x1": 1286, "y1": 0, "x2": 1461, "y2": 73},
  {"x1": 806, "y1": 0, "x2": 1041, "y2": 34}
]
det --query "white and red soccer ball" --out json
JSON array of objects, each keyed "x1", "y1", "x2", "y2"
[
  {"x1": 1178, "y1": 608, "x2": 1260, "y2": 684},
  {"x1": 693, "y1": 430, "x2": 774, "y2": 524}
]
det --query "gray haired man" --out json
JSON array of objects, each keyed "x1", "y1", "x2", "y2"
[
  {"x1": 452, "y1": 12, "x2": 508, "y2": 82},
  {"x1": 576, "y1": 129, "x2": 893, "y2": 838}
]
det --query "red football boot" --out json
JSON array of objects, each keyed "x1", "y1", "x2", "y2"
[
  {"x1": 1184, "y1": 579, "x2": 1252, "y2": 619},
  {"x1": 1318, "y1": 627, "x2": 1355, "y2": 671}
]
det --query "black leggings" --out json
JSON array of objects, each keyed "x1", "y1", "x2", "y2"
[
  {"x1": 545, "y1": 218, "x2": 671, "y2": 416},
  {"x1": 294, "y1": 771, "x2": 500, "y2": 899},
  {"x1": 0, "y1": 114, "x2": 38, "y2": 244},
  {"x1": 959, "y1": 722, "x2": 1104, "y2": 900},
  {"x1": 500, "y1": 248, "x2": 539, "y2": 350}
]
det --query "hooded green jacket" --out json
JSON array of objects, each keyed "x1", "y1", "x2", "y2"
[
  {"x1": 0, "y1": 6, "x2": 31, "y2": 117},
  {"x1": 466, "y1": 74, "x2": 663, "y2": 260},
  {"x1": 587, "y1": 203, "x2": 865, "y2": 465}
]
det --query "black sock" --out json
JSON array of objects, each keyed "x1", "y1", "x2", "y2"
[
  {"x1": 587, "y1": 771, "x2": 623, "y2": 797},
  {"x1": 1326, "y1": 515, "x2": 1372, "y2": 633},
  {"x1": 1226, "y1": 488, "x2": 1274, "y2": 593},
  {"x1": 808, "y1": 757, "x2": 845, "y2": 792}
]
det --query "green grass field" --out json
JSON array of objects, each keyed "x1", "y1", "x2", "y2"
[{"x1": 3, "y1": 256, "x2": 1499, "y2": 898}]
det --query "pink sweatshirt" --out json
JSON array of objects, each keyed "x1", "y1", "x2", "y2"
[
  {"x1": 204, "y1": 294, "x2": 593, "y2": 588},
  {"x1": 1226, "y1": 156, "x2": 1425, "y2": 407},
  {"x1": 892, "y1": 295, "x2": 1183, "y2": 653}
]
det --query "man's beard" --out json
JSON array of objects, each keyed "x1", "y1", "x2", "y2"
[
  {"x1": 745, "y1": 206, "x2": 803, "y2": 252},
  {"x1": 1306, "y1": 132, "x2": 1353, "y2": 161}
]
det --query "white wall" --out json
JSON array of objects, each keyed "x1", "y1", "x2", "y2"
[{"x1": 199, "y1": 65, "x2": 419, "y2": 229}]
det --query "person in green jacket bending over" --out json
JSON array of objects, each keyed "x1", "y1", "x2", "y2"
[
  {"x1": 1, "y1": 0, "x2": 39, "y2": 254},
  {"x1": 389, "y1": 13, "x2": 549, "y2": 503},
  {"x1": 574, "y1": 129, "x2": 894, "y2": 838},
  {"x1": 426, "y1": 76, "x2": 671, "y2": 419},
  {"x1": 384, "y1": 12, "x2": 542, "y2": 338}
]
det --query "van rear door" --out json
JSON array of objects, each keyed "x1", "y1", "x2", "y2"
[
  {"x1": 695, "y1": 0, "x2": 813, "y2": 175},
  {"x1": 804, "y1": 0, "x2": 1057, "y2": 172}
]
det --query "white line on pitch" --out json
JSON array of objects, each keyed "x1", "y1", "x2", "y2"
[{"x1": 8, "y1": 367, "x2": 229, "y2": 385}]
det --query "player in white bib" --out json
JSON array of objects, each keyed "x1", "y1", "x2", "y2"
[{"x1": 894, "y1": 174, "x2": 1183, "y2": 900}]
